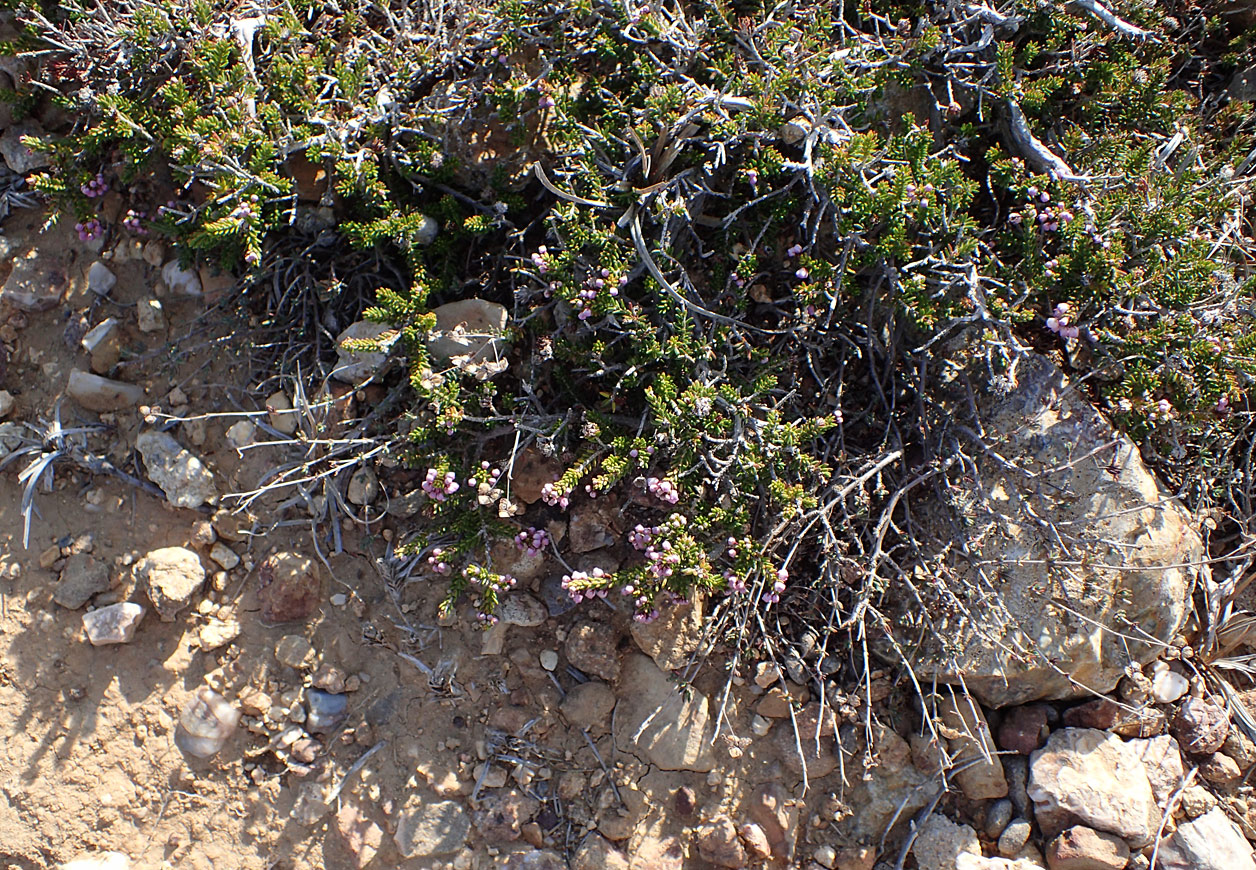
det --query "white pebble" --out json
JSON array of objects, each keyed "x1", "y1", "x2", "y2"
[
  {"x1": 330, "y1": 593, "x2": 347, "y2": 607},
  {"x1": 1152, "y1": 661, "x2": 1189, "y2": 704},
  {"x1": 539, "y1": 650, "x2": 559, "y2": 671}
]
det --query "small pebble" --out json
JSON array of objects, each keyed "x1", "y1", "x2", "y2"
[
  {"x1": 330, "y1": 593, "x2": 347, "y2": 607},
  {"x1": 813, "y1": 845, "x2": 836, "y2": 869},
  {"x1": 209, "y1": 542, "x2": 240, "y2": 570},
  {"x1": 539, "y1": 650, "x2": 559, "y2": 671}
]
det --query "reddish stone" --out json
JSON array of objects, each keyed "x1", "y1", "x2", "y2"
[{"x1": 257, "y1": 551, "x2": 322, "y2": 624}]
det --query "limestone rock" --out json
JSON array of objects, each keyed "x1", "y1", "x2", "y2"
[
  {"x1": 333, "y1": 320, "x2": 395, "y2": 384},
  {"x1": 1157, "y1": 806, "x2": 1256, "y2": 870},
  {"x1": 394, "y1": 800, "x2": 470, "y2": 858},
  {"x1": 630, "y1": 597, "x2": 704, "y2": 670},
  {"x1": 161, "y1": 260, "x2": 202, "y2": 296},
  {"x1": 1028, "y1": 728, "x2": 1158, "y2": 845},
  {"x1": 82, "y1": 602, "x2": 145, "y2": 645},
  {"x1": 80, "y1": 318, "x2": 122, "y2": 374},
  {"x1": 54, "y1": 554, "x2": 110, "y2": 609},
  {"x1": 0, "y1": 248, "x2": 68, "y2": 310},
  {"x1": 136, "y1": 429, "x2": 217, "y2": 509},
  {"x1": 0, "y1": 122, "x2": 51, "y2": 174},
  {"x1": 899, "y1": 351, "x2": 1201, "y2": 706},
  {"x1": 427, "y1": 299, "x2": 509, "y2": 366},
  {"x1": 67, "y1": 370, "x2": 145, "y2": 412},
  {"x1": 912, "y1": 814, "x2": 981, "y2": 870},
  {"x1": 346, "y1": 465, "x2": 378, "y2": 505},
  {"x1": 136, "y1": 546, "x2": 205, "y2": 621},
  {"x1": 933, "y1": 687, "x2": 1008, "y2": 800},
  {"x1": 613, "y1": 653, "x2": 715, "y2": 771},
  {"x1": 136, "y1": 298, "x2": 165, "y2": 333},
  {"x1": 87, "y1": 261, "x2": 116, "y2": 295}
]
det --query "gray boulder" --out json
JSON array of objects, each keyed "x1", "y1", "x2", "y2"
[{"x1": 896, "y1": 348, "x2": 1202, "y2": 706}]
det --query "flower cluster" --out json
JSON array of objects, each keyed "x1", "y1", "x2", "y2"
[
  {"x1": 514, "y1": 526, "x2": 550, "y2": 556},
  {"x1": 645, "y1": 476, "x2": 680, "y2": 504},
  {"x1": 74, "y1": 218, "x2": 102, "y2": 241},
  {"x1": 540, "y1": 481, "x2": 571, "y2": 508},
  {"x1": 1045, "y1": 302, "x2": 1079, "y2": 340},
  {"x1": 122, "y1": 208, "x2": 147, "y2": 234},
  {"x1": 529, "y1": 245, "x2": 550, "y2": 274},
  {"x1": 561, "y1": 568, "x2": 612, "y2": 604},
  {"x1": 905, "y1": 181, "x2": 934, "y2": 206},
  {"x1": 427, "y1": 547, "x2": 452, "y2": 575},
  {"x1": 629, "y1": 521, "x2": 680, "y2": 579},
  {"x1": 763, "y1": 567, "x2": 788, "y2": 605},
  {"x1": 80, "y1": 172, "x2": 108, "y2": 198},
  {"x1": 575, "y1": 268, "x2": 625, "y2": 320},
  {"x1": 469, "y1": 461, "x2": 503, "y2": 505},
  {"x1": 422, "y1": 467, "x2": 460, "y2": 501}
]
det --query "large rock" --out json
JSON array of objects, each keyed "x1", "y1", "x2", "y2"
[
  {"x1": 1028, "y1": 728, "x2": 1158, "y2": 845},
  {"x1": 136, "y1": 547, "x2": 205, "y2": 621},
  {"x1": 613, "y1": 653, "x2": 715, "y2": 771},
  {"x1": 1157, "y1": 806, "x2": 1256, "y2": 870},
  {"x1": 897, "y1": 350, "x2": 1201, "y2": 707},
  {"x1": 135, "y1": 430, "x2": 217, "y2": 509}
]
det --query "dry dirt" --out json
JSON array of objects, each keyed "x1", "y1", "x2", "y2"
[{"x1": 0, "y1": 208, "x2": 871, "y2": 870}]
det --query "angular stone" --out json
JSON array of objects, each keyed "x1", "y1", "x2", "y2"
[
  {"x1": 565, "y1": 621, "x2": 621, "y2": 681},
  {"x1": 80, "y1": 318, "x2": 122, "y2": 374},
  {"x1": 748, "y1": 783, "x2": 803, "y2": 861},
  {"x1": 1000, "y1": 705, "x2": 1051, "y2": 755},
  {"x1": 394, "y1": 800, "x2": 470, "y2": 858},
  {"x1": 427, "y1": 299, "x2": 509, "y2": 365},
  {"x1": 136, "y1": 546, "x2": 205, "y2": 621},
  {"x1": 161, "y1": 260, "x2": 202, "y2": 296},
  {"x1": 498, "y1": 593, "x2": 547, "y2": 627},
  {"x1": 54, "y1": 554, "x2": 110, "y2": 609},
  {"x1": 275, "y1": 634, "x2": 314, "y2": 669},
  {"x1": 1028, "y1": 728, "x2": 1158, "y2": 845},
  {"x1": 630, "y1": 597, "x2": 704, "y2": 671},
  {"x1": 912, "y1": 814, "x2": 981, "y2": 870},
  {"x1": 346, "y1": 465, "x2": 378, "y2": 505},
  {"x1": 508, "y1": 447, "x2": 563, "y2": 504},
  {"x1": 696, "y1": 816, "x2": 746, "y2": 868},
  {"x1": 336, "y1": 800, "x2": 384, "y2": 870},
  {"x1": 135, "y1": 429, "x2": 217, "y2": 509},
  {"x1": 573, "y1": 833, "x2": 630, "y2": 870},
  {"x1": 1157, "y1": 806, "x2": 1256, "y2": 870},
  {"x1": 265, "y1": 391, "x2": 298, "y2": 435},
  {"x1": 67, "y1": 370, "x2": 145, "y2": 412},
  {"x1": 1046, "y1": 826, "x2": 1128, "y2": 870},
  {"x1": 628, "y1": 835, "x2": 684, "y2": 870},
  {"x1": 899, "y1": 351, "x2": 1202, "y2": 706},
  {"x1": 1, "y1": 248, "x2": 68, "y2": 310},
  {"x1": 82, "y1": 602, "x2": 145, "y2": 645},
  {"x1": 501, "y1": 851, "x2": 566, "y2": 870},
  {"x1": 136, "y1": 298, "x2": 165, "y2": 333},
  {"x1": 560, "y1": 681, "x2": 616, "y2": 730},
  {"x1": 473, "y1": 788, "x2": 539, "y2": 842},
  {"x1": 0, "y1": 122, "x2": 51, "y2": 174},
  {"x1": 333, "y1": 320, "x2": 394, "y2": 384},
  {"x1": 933, "y1": 687, "x2": 1007, "y2": 800},
  {"x1": 258, "y1": 551, "x2": 322, "y2": 624},
  {"x1": 1128, "y1": 734, "x2": 1184, "y2": 807},
  {"x1": 1171, "y1": 696, "x2": 1229, "y2": 755},
  {"x1": 87, "y1": 261, "x2": 116, "y2": 295},
  {"x1": 613, "y1": 653, "x2": 715, "y2": 771}
]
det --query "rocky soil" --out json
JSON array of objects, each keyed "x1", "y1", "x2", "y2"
[{"x1": 1, "y1": 195, "x2": 1255, "y2": 870}]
